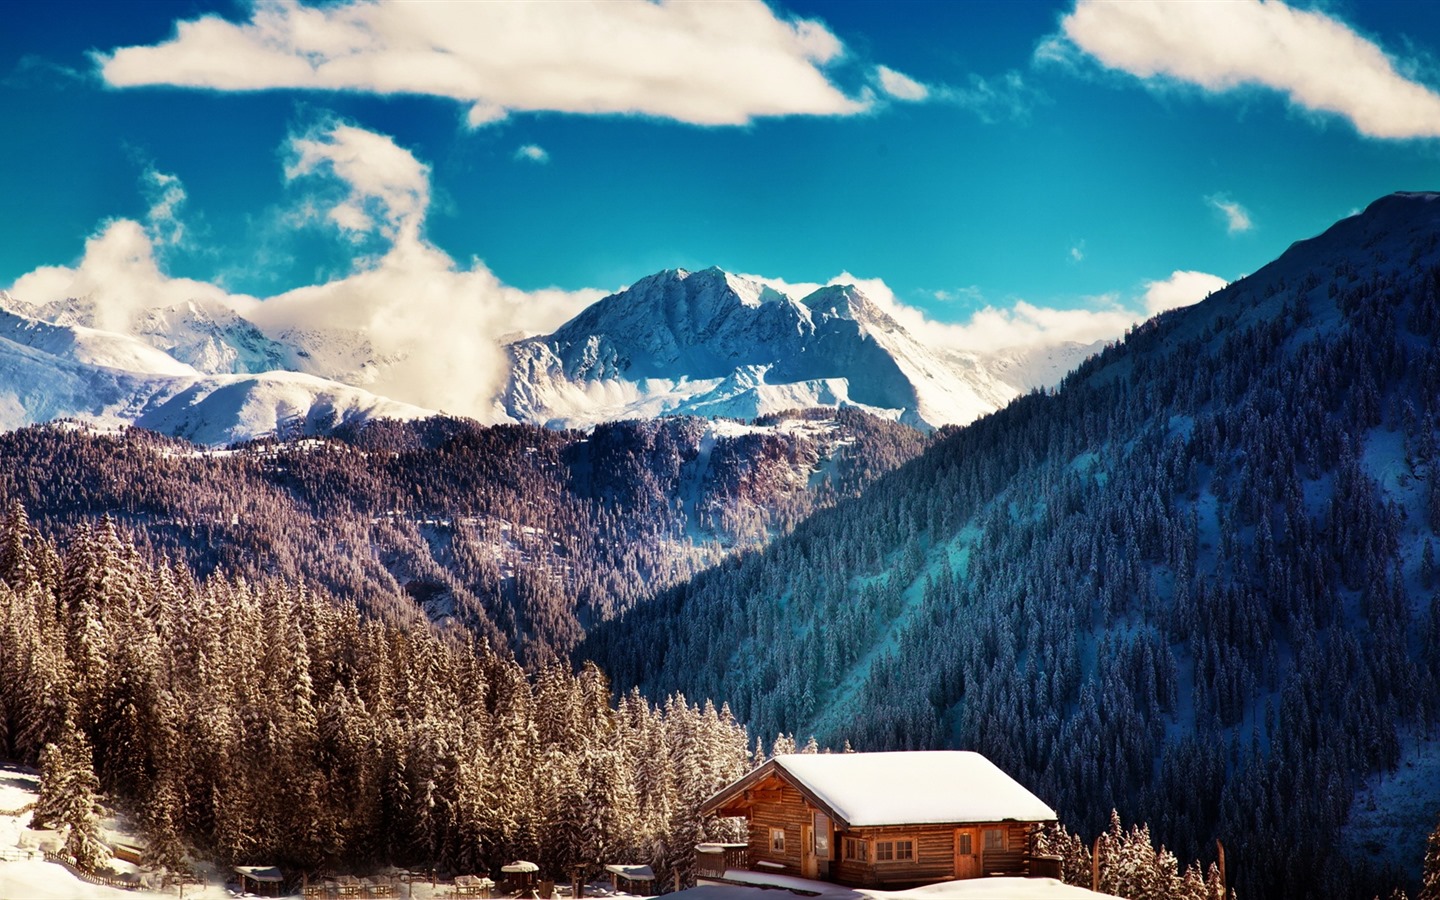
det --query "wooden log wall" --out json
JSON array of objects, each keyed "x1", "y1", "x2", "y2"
[{"x1": 746, "y1": 782, "x2": 811, "y2": 877}]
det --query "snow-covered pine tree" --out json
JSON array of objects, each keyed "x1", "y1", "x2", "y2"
[
  {"x1": 140, "y1": 774, "x2": 190, "y2": 881},
  {"x1": 1421, "y1": 812, "x2": 1440, "y2": 900},
  {"x1": 35, "y1": 717, "x2": 108, "y2": 870}
]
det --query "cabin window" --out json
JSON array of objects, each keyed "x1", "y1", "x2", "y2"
[
  {"x1": 875, "y1": 839, "x2": 915, "y2": 862},
  {"x1": 770, "y1": 827, "x2": 786, "y2": 853},
  {"x1": 984, "y1": 829, "x2": 1006, "y2": 852},
  {"x1": 957, "y1": 833, "x2": 973, "y2": 855},
  {"x1": 843, "y1": 837, "x2": 868, "y2": 862}
]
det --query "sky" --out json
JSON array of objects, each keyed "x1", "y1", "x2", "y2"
[{"x1": 3, "y1": 0, "x2": 1440, "y2": 402}]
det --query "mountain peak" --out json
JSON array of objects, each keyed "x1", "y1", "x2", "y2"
[{"x1": 502, "y1": 265, "x2": 1069, "y2": 430}]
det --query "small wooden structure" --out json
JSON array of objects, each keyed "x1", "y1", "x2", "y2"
[
  {"x1": 110, "y1": 838, "x2": 147, "y2": 865},
  {"x1": 700, "y1": 751, "x2": 1058, "y2": 889},
  {"x1": 234, "y1": 865, "x2": 285, "y2": 896},
  {"x1": 501, "y1": 860, "x2": 540, "y2": 895},
  {"x1": 603, "y1": 864, "x2": 655, "y2": 894},
  {"x1": 455, "y1": 874, "x2": 496, "y2": 898},
  {"x1": 695, "y1": 843, "x2": 749, "y2": 879}
]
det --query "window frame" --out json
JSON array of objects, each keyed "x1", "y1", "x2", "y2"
[
  {"x1": 983, "y1": 828, "x2": 1006, "y2": 853},
  {"x1": 873, "y1": 837, "x2": 916, "y2": 863},
  {"x1": 842, "y1": 836, "x2": 868, "y2": 862},
  {"x1": 770, "y1": 827, "x2": 787, "y2": 853}
]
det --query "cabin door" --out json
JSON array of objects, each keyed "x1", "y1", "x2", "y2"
[
  {"x1": 801, "y1": 824, "x2": 817, "y2": 878},
  {"x1": 954, "y1": 828, "x2": 981, "y2": 879}
]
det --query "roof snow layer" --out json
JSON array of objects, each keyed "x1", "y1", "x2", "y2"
[{"x1": 773, "y1": 751, "x2": 1058, "y2": 827}]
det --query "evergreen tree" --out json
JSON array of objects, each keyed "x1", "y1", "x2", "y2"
[
  {"x1": 36, "y1": 717, "x2": 108, "y2": 870},
  {"x1": 1421, "y1": 813, "x2": 1440, "y2": 900}
]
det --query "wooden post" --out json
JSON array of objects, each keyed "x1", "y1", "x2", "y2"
[
  {"x1": 1216, "y1": 839, "x2": 1227, "y2": 897},
  {"x1": 673, "y1": 870, "x2": 680, "y2": 894},
  {"x1": 572, "y1": 867, "x2": 582, "y2": 900},
  {"x1": 1091, "y1": 836, "x2": 1101, "y2": 893}
]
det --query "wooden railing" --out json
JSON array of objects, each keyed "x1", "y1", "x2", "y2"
[
  {"x1": 695, "y1": 845, "x2": 750, "y2": 879},
  {"x1": 42, "y1": 850, "x2": 141, "y2": 891}
]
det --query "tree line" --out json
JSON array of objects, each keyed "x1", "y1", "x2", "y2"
[{"x1": 0, "y1": 503, "x2": 754, "y2": 883}]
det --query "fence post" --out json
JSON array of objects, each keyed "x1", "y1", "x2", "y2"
[{"x1": 1091, "y1": 836, "x2": 1101, "y2": 893}]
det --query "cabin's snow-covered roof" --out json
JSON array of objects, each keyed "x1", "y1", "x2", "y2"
[{"x1": 773, "y1": 751, "x2": 1057, "y2": 827}]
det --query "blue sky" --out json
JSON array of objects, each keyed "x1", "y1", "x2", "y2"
[{"x1": 4, "y1": 0, "x2": 1440, "y2": 357}]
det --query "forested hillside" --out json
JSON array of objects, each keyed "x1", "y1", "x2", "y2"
[
  {"x1": 583, "y1": 193, "x2": 1440, "y2": 898},
  {"x1": 0, "y1": 507, "x2": 753, "y2": 881},
  {"x1": 0, "y1": 408, "x2": 924, "y2": 662}
]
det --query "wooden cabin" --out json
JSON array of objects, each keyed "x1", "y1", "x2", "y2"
[{"x1": 700, "y1": 751, "x2": 1058, "y2": 890}]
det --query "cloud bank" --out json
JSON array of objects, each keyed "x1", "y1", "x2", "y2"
[
  {"x1": 745, "y1": 266, "x2": 1224, "y2": 357},
  {"x1": 7, "y1": 123, "x2": 603, "y2": 420},
  {"x1": 1053, "y1": 0, "x2": 1440, "y2": 140},
  {"x1": 96, "y1": 0, "x2": 867, "y2": 127}
]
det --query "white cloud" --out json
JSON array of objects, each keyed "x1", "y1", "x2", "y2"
[
  {"x1": 1055, "y1": 0, "x2": 1440, "y2": 140},
  {"x1": 5, "y1": 123, "x2": 603, "y2": 421},
  {"x1": 932, "y1": 286, "x2": 983, "y2": 304},
  {"x1": 1207, "y1": 194, "x2": 1254, "y2": 234},
  {"x1": 939, "y1": 71, "x2": 1036, "y2": 122},
  {"x1": 142, "y1": 168, "x2": 188, "y2": 247},
  {"x1": 95, "y1": 0, "x2": 869, "y2": 127},
  {"x1": 875, "y1": 65, "x2": 929, "y2": 102},
  {"x1": 743, "y1": 266, "x2": 1228, "y2": 355},
  {"x1": 8, "y1": 219, "x2": 250, "y2": 335},
  {"x1": 1069, "y1": 243, "x2": 1085, "y2": 262},
  {"x1": 286, "y1": 122, "x2": 430, "y2": 244},
  {"x1": 515, "y1": 144, "x2": 549, "y2": 164},
  {"x1": 1142, "y1": 269, "x2": 1227, "y2": 315}
]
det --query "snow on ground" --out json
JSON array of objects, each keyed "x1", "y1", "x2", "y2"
[
  {"x1": 1343, "y1": 729, "x2": 1440, "y2": 879},
  {"x1": 0, "y1": 765, "x2": 232, "y2": 900},
  {"x1": 686, "y1": 870, "x2": 1118, "y2": 900}
]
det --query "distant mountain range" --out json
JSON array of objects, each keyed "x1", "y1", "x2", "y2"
[{"x1": 0, "y1": 266, "x2": 1100, "y2": 443}]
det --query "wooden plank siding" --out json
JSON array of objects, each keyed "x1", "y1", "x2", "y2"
[
  {"x1": 744, "y1": 792, "x2": 1036, "y2": 887},
  {"x1": 746, "y1": 782, "x2": 812, "y2": 877}
]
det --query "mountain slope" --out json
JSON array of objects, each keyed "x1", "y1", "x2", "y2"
[
  {"x1": 502, "y1": 267, "x2": 1086, "y2": 429},
  {"x1": 0, "y1": 407, "x2": 925, "y2": 661},
  {"x1": 581, "y1": 193, "x2": 1440, "y2": 899}
]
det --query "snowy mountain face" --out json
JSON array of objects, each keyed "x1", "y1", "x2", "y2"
[
  {"x1": 0, "y1": 263, "x2": 1098, "y2": 443},
  {"x1": 502, "y1": 267, "x2": 1076, "y2": 430},
  {"x1": 0, "y1": 296, "x2": 429, "y2": 444}
]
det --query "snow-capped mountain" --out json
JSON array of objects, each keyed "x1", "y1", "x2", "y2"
[
  {"x1": 0, "y1": 264, "x2": 1103, "y2": 443},
  {"x1": 4, "y1": 292, "x2": 290, "y2": 375},
  {"x1": 502, "y1": 267, "x2": 1095, "y2": 429},
  {"x1": 0, "y1": 299, "x2": 429, "y2": 444}
]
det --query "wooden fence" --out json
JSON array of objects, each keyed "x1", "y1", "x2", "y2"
[{"x1": 42, "y1": 849, "x2": 141, "y2": 891}]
